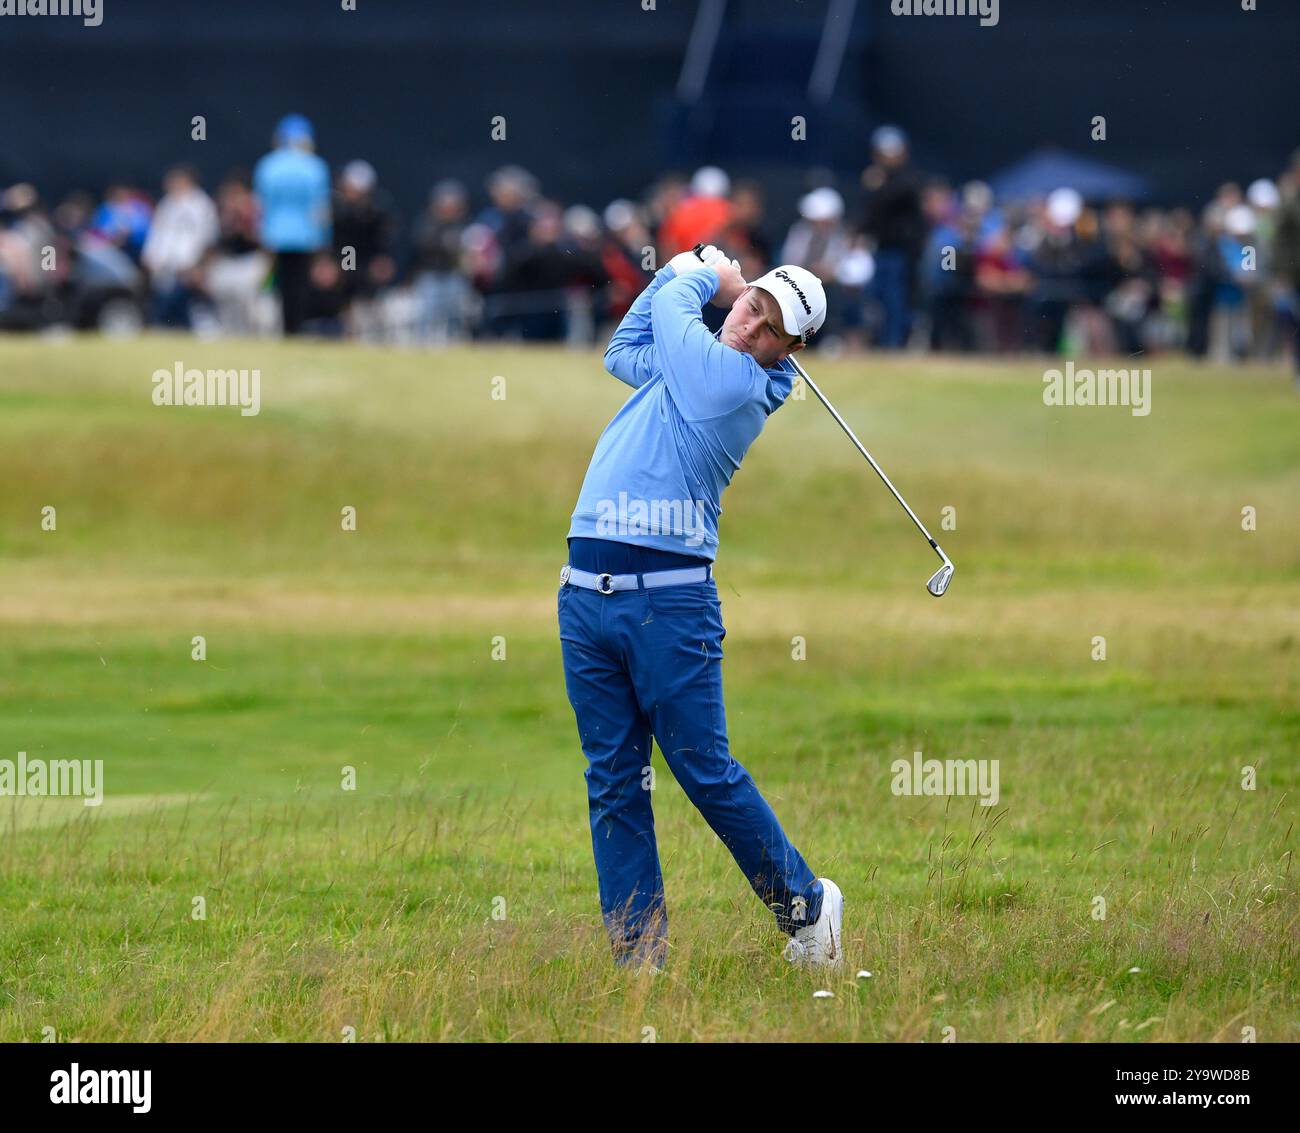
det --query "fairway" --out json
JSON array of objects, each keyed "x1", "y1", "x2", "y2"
[{"x1": 1, "y1": 335, "x2": 1296, "y2": 1042}]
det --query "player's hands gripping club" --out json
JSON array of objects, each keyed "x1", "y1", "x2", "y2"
[{"x1": 685, "y1": 242, "x2": 746, "y2": 308}]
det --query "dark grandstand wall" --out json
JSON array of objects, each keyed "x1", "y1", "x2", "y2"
[{"x1": 2, "y1": 0, "x2": 1298, "y2": 227}]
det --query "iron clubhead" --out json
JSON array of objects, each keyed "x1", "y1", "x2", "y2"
[{"x1": 926, "y1": 562, "x2": 954, "y2": 598}]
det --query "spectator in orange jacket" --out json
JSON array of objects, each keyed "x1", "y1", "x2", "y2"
[{"x1": 657, "y1": 166, "x2": 733, "y2": 264}]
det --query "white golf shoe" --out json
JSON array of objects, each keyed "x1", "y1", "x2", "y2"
[{"x1": 782, "y1": 878, "x2": 843, "y2": 968}]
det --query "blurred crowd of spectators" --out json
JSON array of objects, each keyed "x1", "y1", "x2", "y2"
[{"x1": 5, "y1": 117, "x2": 1300, "y2": 372}]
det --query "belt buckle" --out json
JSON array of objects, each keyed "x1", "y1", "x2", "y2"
[
  {"x1": 595, "y1": 572, "x2": 615, "y2": 595},
  {"x1": 559, "y1": 564, "x2": 572, "y2": 585}
]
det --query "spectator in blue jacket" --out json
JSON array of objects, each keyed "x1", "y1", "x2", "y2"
[{"x1": 253, "y1": 114, "x2": 331, "y2": 335}]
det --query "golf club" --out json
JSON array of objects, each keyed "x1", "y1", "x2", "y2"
[
  {"x1": 785, "y1": 354, "x2": 954, "y2": 597},
  {"x1": 694, "y1": 244, "x2": 954, "y2": 597}
]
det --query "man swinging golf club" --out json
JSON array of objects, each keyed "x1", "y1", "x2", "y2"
[{"x1": 558, "y1": 242, "x2": 843, "y2": 970}]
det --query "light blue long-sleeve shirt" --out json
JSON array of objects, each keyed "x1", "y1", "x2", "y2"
[
  {"x1": 253, "y1": 147, "x2": 331, "y2": 252},
  {"x1": 567, "y1": 265, "x2": 796, "y2": 561}
]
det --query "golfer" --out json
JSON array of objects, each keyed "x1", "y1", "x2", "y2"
[{"x1": 558, "y1": 244, "x2": 843, "y2": 969}]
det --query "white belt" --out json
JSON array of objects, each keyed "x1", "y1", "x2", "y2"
[{"x1": 560, "y1": 563, "x2": 712, "y2": 596}]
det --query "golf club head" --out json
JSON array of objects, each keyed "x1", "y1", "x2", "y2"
[{"x1": 926, "y1": 561, "x2": 954, "y2": 598}]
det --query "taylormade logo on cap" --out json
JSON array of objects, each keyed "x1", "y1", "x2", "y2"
[
  {"x1": 752, "y1": 265, "x2": 826, "y2": 342},
  {"x1": 775, "y1": 270, "x2": 812, "y2": 315}
]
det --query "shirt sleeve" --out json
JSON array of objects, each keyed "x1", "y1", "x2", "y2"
[
  {"x1": 650, "y1": 267, "x2": 759, "y2": 420},
  {"x1": 602, "y1": 265, "x2": 675, "y2": 389}
]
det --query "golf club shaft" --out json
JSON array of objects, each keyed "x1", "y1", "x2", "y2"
[
  {"x1": 785, "y1": 355, "x2": 947, "y2": 562},
  {"x1": 689, "y1": 242, "x2": 949, "y2": 572}
]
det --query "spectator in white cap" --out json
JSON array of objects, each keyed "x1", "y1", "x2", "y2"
[
  {"x1": 782, "y1": 187, "x2": 849, "y2": 282},
  {"x1": 1024, "y1": 187, "x2": 1092, "y2": 353},
  {"x1": 1245, "y1": 180, "x2": 1280, "y2": 314},
  {"x1": 1243, "y1": 182, "x2": 1283, "y2": 358},
  {"x1": 332, "y1": 158, "x2": 396, "y2": 332},
  {"x1": 779, "y1": 187, "x2": 858, "y2": 349},
  {"x1": 1210, "y1": 203, "x2": 1259, "y2": 361},
  {"x1": 411, "y1": 178, "x2": 474, "y2": 344},
  {"x1": 1046, "y1": 187, "x2": 1084, "y2": 230}
]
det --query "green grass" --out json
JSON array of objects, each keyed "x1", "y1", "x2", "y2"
[{"x1": 0, "y1": 334, "x2": 1295, "y2": 1041}]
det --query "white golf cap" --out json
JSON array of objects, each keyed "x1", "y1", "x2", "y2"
[
  {"x1": 1046, "y1": 187, "x2": 1083, "y2": 227},
  {"x1": 799, "y1": 186, "x2": 844, "y2": 222},
  {"x1": 691, "y1": 165, "x2": 730, "y2": 198},
  {"x1": 342, "y1": 160, "x2": 377, "y2": 192},
  {"x1": 1225, "y1": 203, "x2": 1256, "y2": 237},
  {"x1": 603, "y1": 198, "x2": 637, "y2": 231},
  {"x1": 749, "y1": 264, "x2": 827, "y2": 343},
  {"x1": 1247, "y1": 178, "x2": 1280, "y2": 210}
]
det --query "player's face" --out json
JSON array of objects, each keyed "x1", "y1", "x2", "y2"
[{"x1": 720, "y1": 286, "x2": 802, "y2": 367}]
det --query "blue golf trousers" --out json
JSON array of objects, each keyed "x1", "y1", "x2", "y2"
[{"x1": 558, "y1": 537, "x2": 823, "y2": 964}]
